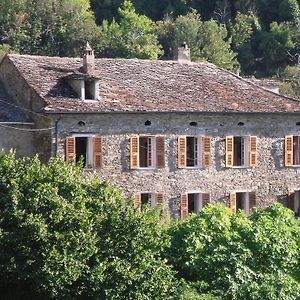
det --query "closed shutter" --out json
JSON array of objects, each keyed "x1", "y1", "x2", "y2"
[
  {"x1": 178, "y1": 136, "x2": 187, "y2": 168},
  {"x1": 202, "y1": 136, "x2": 211, "y2": 167},
  {"x1": 287, "y1": 191, "x2": 295, "y2": 210},
  {"x1": 180, "y1": 193, "x2": 188, "y2": 219},
  {"x1": 156, "y1": 193, "x2": 165, "y2": 205},
  {"x1": 130, "y1": 136, "x2": 139, "y2": 169},
  {"x1": 65, "y1": 136, "x2": 76, "y2": 162},
  {"x1": 229, "y1": 193, "x2": 236, "y2": 213},
  {"x1": 226, "y1": 136, "x2": 234, "y2": 167},
  {"x1": 249, "y1": 192, "x2": 256, "y2": 212},
  {"x1": 134, "y1": 193, "x2": 141, "y2": 210},
  {"x1": 202, "y1": 193, "x2": 210, "y2": 208},
  {"x1": 93, "y1": 136, "x2": 102, "y2": 169},
  {"x1": 285, "y1": 136, "x2": 293, "y2": 166},
  {"x1": 156, "y1": 137, "x2": 165, "y2": 169},
  {"x1": 249, "y1": 136, "x2": 257, "y2": 167}
]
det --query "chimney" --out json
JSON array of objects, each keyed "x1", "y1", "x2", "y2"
[
  {"x1": 177, "y1": 42, "x2": 190, "y2": 63},
  {"x1": 83, "y1": 41, "x2": 95, "y2": 74}
]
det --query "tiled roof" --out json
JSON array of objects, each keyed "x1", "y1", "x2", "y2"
[
  {"x1": 6, "y1": 54, "x2": 300, "y2": 113},
  {"x1": 0, "y1": 81, "x2": 32, "y2": 122}
]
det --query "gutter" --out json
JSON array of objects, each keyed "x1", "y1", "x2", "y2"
[{"x1": 0, "y1": 122, "x2": 35, "y2": 125}]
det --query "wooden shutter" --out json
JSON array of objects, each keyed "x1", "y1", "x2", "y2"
[
  {"x1": 229, "y1": 193, "x2": 236, "y2": 213},
  {"x1": 287, "y1": 191, "x2": 295, "y2": 210},
  {"x1": 249, "y1": 136, "x2": 257, "y2": 167},
  {"x1": 93, "y1": 136, "x2": 102, "y2": 169},
  {"x1": 130, "y1": 136, "x2": 139, "y2": 169},
  {"x1": 178, "y1": 136, "x2": 186, "y2": 168},
  {"x1": 285, "y1": 136, "x2": 293, "y2": 166},
  {"x1": 180, "y1": 193, "x2": 188, "y2": 219},
  {"x1": 226, "y1": 136, "x2": 234, "y2": 167},
  {"x1": 134, "y1": 193, "x2": 141, "y2": 210},
  {"x1": 202, "y1": 193, "x2": 210, "y2": 208},
  {"x1": 249, "y1": 192, "x2": 256, "y2": 212},
  {"x1": 202, "y1": 136, "x2": 211, "y2": 167},
  {"x1": 156, "y1": 137, "x2": 165, "y2": 169},
  {"x1": 156, "y1": 193, "x2": 165, "y2": 206},
  {"x1": 65, "y1": 136, "x2": 76, "y2": 162}
]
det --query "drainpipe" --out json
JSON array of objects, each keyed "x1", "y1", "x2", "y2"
[{"x1": 55, "y1": 116, "x2": 62, "y2": 156}]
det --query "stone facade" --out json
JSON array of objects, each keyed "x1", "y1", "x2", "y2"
[{"x1": 52, "y1": 112, "x2": 300, "y2": 217}]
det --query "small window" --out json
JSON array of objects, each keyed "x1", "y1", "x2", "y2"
[
  {"x1": 65, "y1": 136, "x2": 102, "y2": 169},
  {"x1": 282, "y1": 191, "x2": 300, "y2": 218},
  {"x1": 145, "y1": 120, "x2": 151, "y2": 126}
]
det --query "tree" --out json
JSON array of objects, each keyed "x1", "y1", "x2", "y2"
[
  {"x1": 96, "y1": 0, "x2": 162, "y2": 59},
  {"x1": 0, "y1": 152, "x2": 177, "y2": 299},
  {"x1": 279, "y1": 65, "x2": 300, "y2": 99}
]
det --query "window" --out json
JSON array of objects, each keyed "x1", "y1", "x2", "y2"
[
  {"x1": 178, "y1": 136, "x2": 211, "y2": 168},
  {"x1": 65, "y1": 136, "x2": 102, "y2": 169},
  {"x1": 134, "y1": 193, "x2": 165, "y2": 210},
  {"x1": 180, "y1": 192, "x2": 210, "y2": 219},
  {"x1": 226, "y1": 136, "x2": 257, "y2": 167},
  {"x1": 84, "y1": 80, "x2": 99, "y2": 100},
  {"x1": 282, "y1": 191, "x2": 300, "y2": 217},
  {"x1": 229, "y1": 192, "x2": 256, "y2": 215},
  {"x1": 130, "y1": 136, "x2": 165, "y2": 169},
  {"x1": 285, "y1": 136, "x2": 300, "y2": 166}
]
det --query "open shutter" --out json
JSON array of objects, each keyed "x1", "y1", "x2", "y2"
[
  {"x1": 156, "y1": 137, "x2": 165, "y2": 169},
  {"x1": 285, "y1": 136, "x2": 293, "y2": 166},
  {"x1": 156, "y1": 193, "x2": 165, "y2": 206},
  {"x1": 202, "y1": 193, "x2": 210, "y2": 208},
  {"x1": 180, "y1": 193, "x2": 188, "y2": 219},
  {"x1": 65, "y1": 136, "x2": 76, "y2": 162},
  {"x1": 202, "y1": 136, "x2": 211, "y2": 167},
  {"x1": 287, "y1": 191, "x2": 295, "y2": 210},
  {"x1": 93, "y1": 136, "x2": 102, "y2": 169},
  {"x1": 226, "y1": 136, "x2": 234, "y2": 167},
  {"x1": 178, "y1": 136, "x2": 186, "y2": 168},
  {"x1": 134, "y1": 193, "x2": 141, "y2": 210},
  {"x1": 249, "y1": 136, "x2": 257, "y2": 167},
  {"x1": 130, "y1": 136, "x2": 139, "y2": 169},
  {"x1": 229, "y1": 193, "x2": 236, "y2": 213},
  {"x1": 249, "y1": 192, "x2": 256, "y2": 212}
]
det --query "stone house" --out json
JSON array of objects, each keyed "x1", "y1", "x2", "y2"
[{"x1": 0, "y1": 43, "x2": 300, "y2": 218}]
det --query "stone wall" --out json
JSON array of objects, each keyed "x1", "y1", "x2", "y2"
[{"x1": 53, "y1": 112, "x2": 300, "y2": 217}]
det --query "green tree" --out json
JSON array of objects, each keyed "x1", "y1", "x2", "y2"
[
  {"x1": 96, "y1": 0, "x2": 162, "y2": 59},
  {"x1": 279, "y1": 65, "x2": 300, "y2": 99},
  {"x1": 0, "y1": 152, "x2": 177, "y2": 299}
]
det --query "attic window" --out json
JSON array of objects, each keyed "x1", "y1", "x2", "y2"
[
  {"x1": 237, "y1": 122, "x2": 245, "y2": 126},
  {"x1": 145, "y1": 120, "x2": 151, "y2": 126},
  {"x1": 189, "y1": 122, "x2": 197, "y2": 127},
  {"x1": 83, "y1": 80, "x2": 99, "y2": 100}
]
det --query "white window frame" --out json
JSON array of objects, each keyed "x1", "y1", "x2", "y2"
[
  {"x1": 140, "y1": 192, "x2": 157, "y2": 207},
  {"x1": 186, "y1": 136, "x2": 202, "y2": 168},
  {"x1": 187, "y1": 192, "x2": 203, "y2": 213},
  {"x1": 233, "y1": 136, "x2": 250, "y2": 168},
  {"x1": 235, "y1": 191, "x2": 250, "y2": 214},
  {"x1": 138, "y1": 136, "x2": 156, "y2": 169},
  {"x1": 72, "y1": 134, "x2": 96, "y2": 168}
]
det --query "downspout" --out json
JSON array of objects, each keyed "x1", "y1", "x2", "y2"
[{"x1": 55, "y1": 116, "x2": 62, "y2": 156}]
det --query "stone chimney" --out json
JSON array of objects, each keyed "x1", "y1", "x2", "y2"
[
  {"x1": 83, "y1": 41, "x2": 95, "y2": 74},
  {"x1": 177, "y1": 42, "x2": 190, "y2": 63}
]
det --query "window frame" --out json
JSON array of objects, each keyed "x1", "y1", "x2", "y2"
[{"x1": 186, "y1": 136, "x2": 202, "y2": 168}]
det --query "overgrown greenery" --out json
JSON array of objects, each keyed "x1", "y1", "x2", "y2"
[
  {"x1": 0, "y1": 0, "x2": 299, "y2": 80},
  {"x1": 0, "y1": 152, "x2": 299, "y2": 299}
]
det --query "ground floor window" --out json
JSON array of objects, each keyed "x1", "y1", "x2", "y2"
[
  {"x1": 181, "y1": 192, "x2": 210, "y2": 219},
  {"x1": 230, "y1": 191, "x2": 256, "y2": 215},
  {"x1": 282, "y1": 191, "x2": 300, "y2": 217}
]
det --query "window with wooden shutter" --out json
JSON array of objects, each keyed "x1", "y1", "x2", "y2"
[
  {"x1": 65, "y1": 136, "x2": 76, "y2": 162},
  {"x1": 156, "y1": 193, "x2": 165, "y2": 205},
  {"x1": 285, "y1": 136, "x2": 293, "y2": 166},
  {"x1": 202, "y1": 137, "x2": 211, "y2": 167},
  {"x1": 226, "y1": 136, "x2": 234, "y2": 167},
  {"x1": 134, "y1": 193, "x2": 141, "y2": 210},
  {"x1": 229, "y1": 193, "x2": 236, "y2": 213},
  {"x1": 156, "y1": 137, "x2": 165, "y2": 169},
  {"x1": 93, "y1": 136, "x2": 102, "y2": 169},
  {"x1": 287, "y1": 191, "x2": 295, "y2": 210},
  {"x1": 130, "y1": 136, "x2": 139, "y2": 169},
  {"x1": 249, "y1": 192, "x2": 256, "y2": 212},
  {"x1": 249, "y1": 136, "x2": 257, "y2": 167},
  {"x1": 202, "y1": 193, "x2": 210, "y2": 207},
  {"x1": 178, "y1": 136, "x2": 187, "y2": 168},
  {"x1": 180, "y1": 193, "x2": 188, "y2": 219}
]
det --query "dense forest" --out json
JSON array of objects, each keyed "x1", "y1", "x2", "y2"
[{"x1": 0, "y1": 0, "x2": 299, "y2": 96}]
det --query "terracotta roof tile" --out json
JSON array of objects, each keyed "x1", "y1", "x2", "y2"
[{"x1": 7, "y1": 54, "x2": 300, "y2": 113}]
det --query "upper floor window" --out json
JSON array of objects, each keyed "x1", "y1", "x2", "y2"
[
  {"x1": 285, "y1": 136, "x2": 300, "y2": 166},
  {"x1": 229, "y1": 191, "x2": 256, "y2": 215},
  {"x1": 65, "y1": 136, "x2": 102, "y2": 169},
  {"x1": 134, "y1": 192, "x2": 165, "y2": 210},
  {"x1": 226, "y1": 136, "x2": 257, "y2": 167},
  {"x1": 180, "y1": 192, "x2": 210, "y2": 219},
  {"x1": 178, "y1": 136, "x2": 211, "y2": 168},
  {"x1": 130, "y1": 136, "x2": 165, "y2": 169}
]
